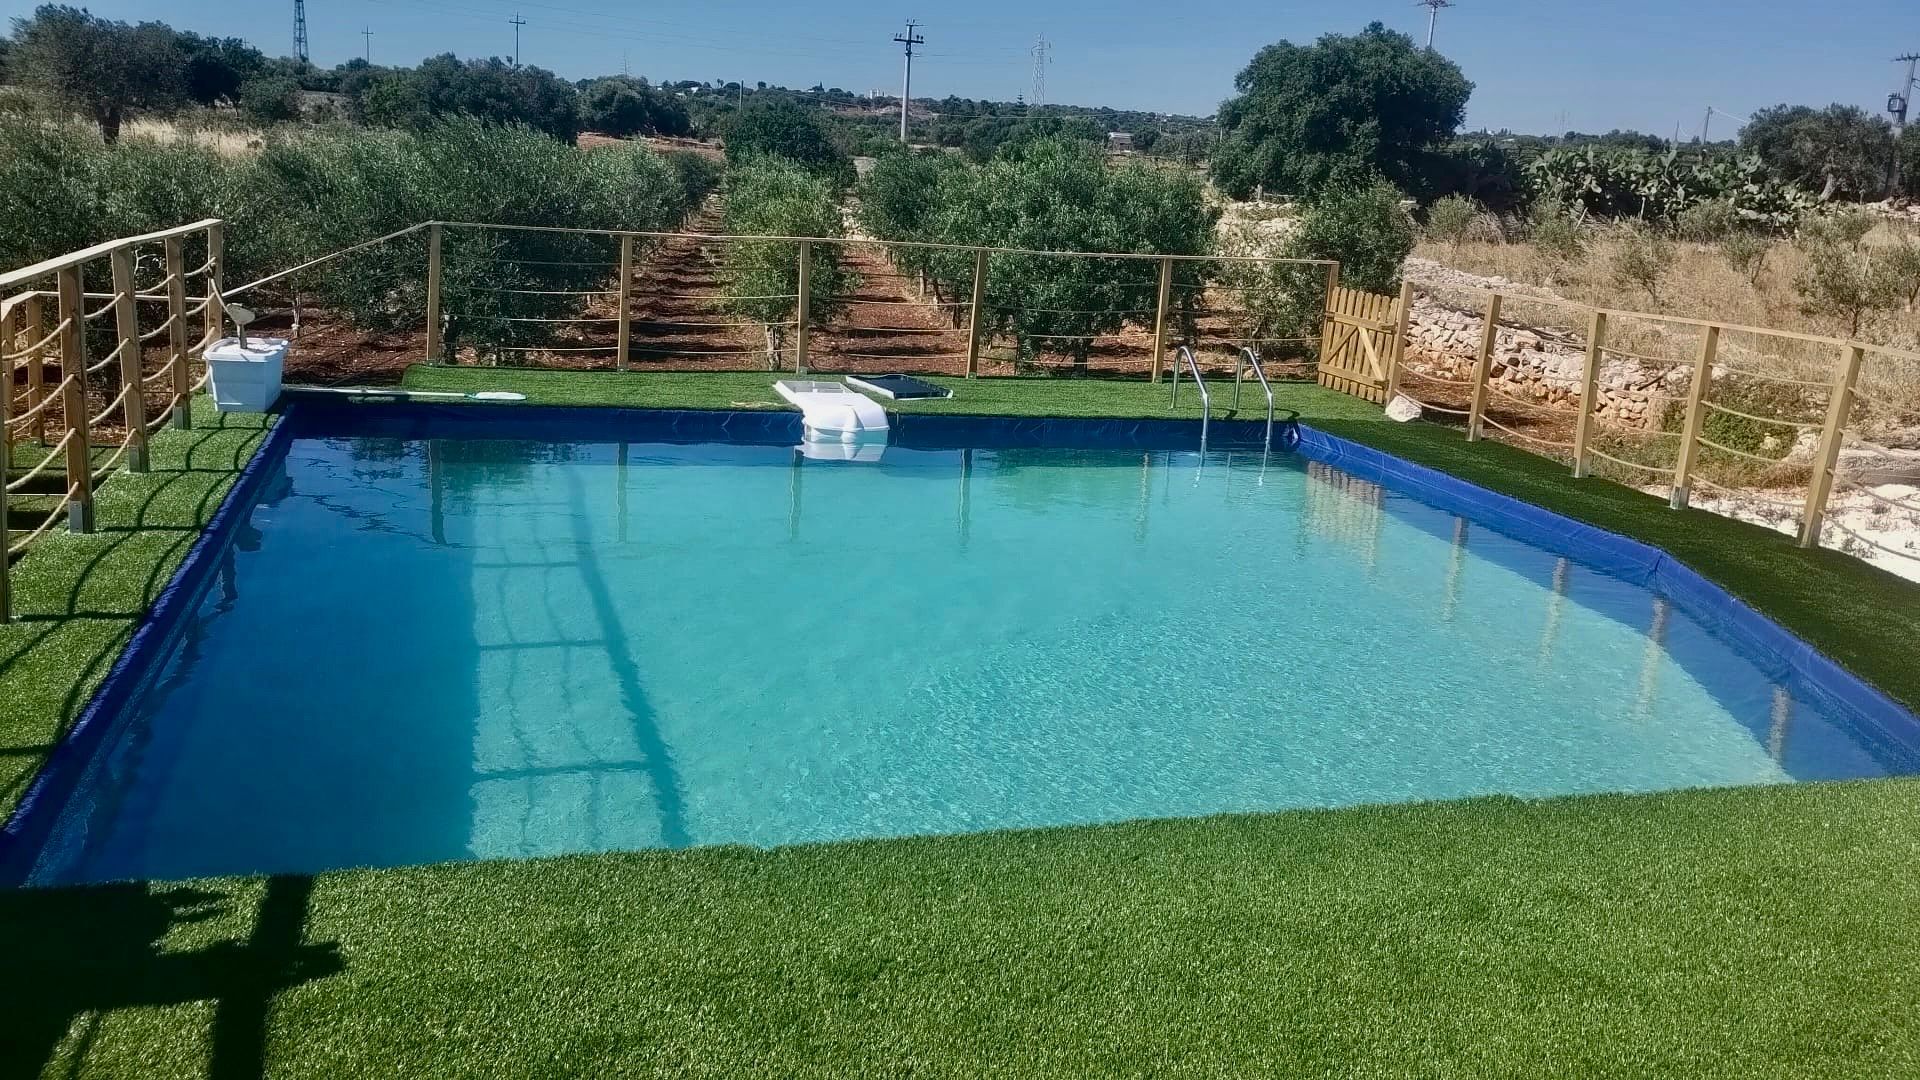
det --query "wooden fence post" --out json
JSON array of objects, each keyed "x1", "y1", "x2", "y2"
[
  {"x1": 1571, "y1": 310, "x2": 1608, "y2": 478},
  {"x1": 1149, "y1": 256, "x2": 1173, "y2": 384},
  {"x1": 1800, "y1": 344, "x2": 1864, "y2": 548},
  {"x1": 964, "y1": 247, "x2": 987, "y2": 379},
  {"x1": 24, "y1": 295, "x2": 46, "y2": 443},
  {"x1": 616, "y1": 233, "x2": 634, "y2": 372},
  {"x1": 203, "y1": 221, "x2": 224, "y2": 345},
  {"x1": 56, "y1": 266, "x2": 93, "y2": 534},
  {"x1": 1, "y1": 302, "x2": 11, "y2": 622},
  {"x1": 110, "y1": 248, "x2": 149, "y2": 472},
  {"x1": 1669, "y1": 325, "x2": 1719, "y2": 509},
  {"x1": 1466, "y1": 291, "x2": 1501, "y2": 442},
  {"x1": 794, "y1": 242, "x2": 811, "y2": 375},
  {"x1": 1317, "y1": 261, "x2": 1341, "y2": 372},
  {"x1": 424, "y1": 222, "x2": 444, "y2": 362},
  {"x1": 165, "y1": 236, "x2": 191, "y2": 429},
  {"x1": 1383, "y1": 280, "x2": 1414, "y2": 402}
]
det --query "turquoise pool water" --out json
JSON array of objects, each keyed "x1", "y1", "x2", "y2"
[{"x1": 34, "y1": 429, "x2": 1897, "y2": 884}]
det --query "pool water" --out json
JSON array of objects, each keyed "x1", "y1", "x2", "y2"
[{"x1": 33, "y1": 429, "x2": 1902, "y2": 884}]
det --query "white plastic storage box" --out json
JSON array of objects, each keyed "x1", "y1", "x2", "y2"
[{"x1": 206, "y1": 337, "x2": 287, "y2": 413}]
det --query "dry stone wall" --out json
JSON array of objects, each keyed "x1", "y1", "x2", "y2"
[{"x1": 1397, "y1": 294, "x2": 1687, "y2": 430}]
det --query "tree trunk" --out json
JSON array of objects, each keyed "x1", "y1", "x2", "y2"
[{"x1": 96, "y1": 106, "x2": 122, "y2": 145}]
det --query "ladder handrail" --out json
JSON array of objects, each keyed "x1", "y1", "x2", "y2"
[
  {"x1": 1168, "y1": 344, "x2": 1210, "y2": 448},
  {"x1": 1233, "y1": 345, "x2": 1276, "y2": 449}
]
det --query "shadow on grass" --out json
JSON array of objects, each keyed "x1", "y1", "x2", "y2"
[{"x1": 0, "y1": 875, "x2": 343, "y2": 1080}]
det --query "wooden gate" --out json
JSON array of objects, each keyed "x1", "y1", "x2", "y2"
[{"x1": 1318, "y1": 285, "x2": 1400, "y2": 403}]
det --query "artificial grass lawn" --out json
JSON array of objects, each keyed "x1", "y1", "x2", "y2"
[
  {"x1": 0, "y1": 400, "x2": 270, "y2": 820},
  {"x1": 5, "y1": 370, "x2": 1920, "y2": 1077},
  {"x1": 8, "y1": 781, "x2": 1920, "y2": 1077}
]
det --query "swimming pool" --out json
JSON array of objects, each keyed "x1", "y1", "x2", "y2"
[{"x1": 18, "y1": 404, "x2": 1919, "y2": 885}]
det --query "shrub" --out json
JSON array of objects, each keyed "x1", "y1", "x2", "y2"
[
  {"x1": 1288, "y1": 180, "x2": 1414, "y2": 294},
  {"x1": 1793, "y1": 228, "x2": 1901, "y2": 337},
  {"x1": 918, "y1": 137, "x2": 1214, "y2": 369},
  {"x1": 1674, "y1": 199, "x2": 1737, "y2": 243},
  {"x1": 719, "y1": 156, "x2": 854, "y2": 330},
  {"x1": 1720, "y1": 231, "x2": 1769, "y2": 285},
  {"x1": 1424, "y1": 194, "x2": 1479, "y2": 253},
  {"x1": 1610, "y1": 226, "x2": 1676, "y2": 306},
  {"x1": 1528, "y1": 198, "x2": 1587, "y2": 276},
  {"x1": 579, "y1": 77, "x2": 691, "y2": 138},
  {"x1": 239, "y1": 74, "x2": 302, "y2": 126},
  {"x1": 723, "y1": 103, "x2": 850, "y2": 185}
]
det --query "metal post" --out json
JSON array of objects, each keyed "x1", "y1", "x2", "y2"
[
  {"x1": 1800, "y1": 344, "x2": 1864, "y2": 548},
  {"x1": 964, "y1": 247, "x2": 987, "y2": 379},
  {"x1": 24, "y1": 295, "x2": 46, "y2": 443},
  {"x1": 793, "y1": 242, "x2": 812, "y2": 375},
  {"x1": 424, "y1": 222, "x2": 444, "y2": 362},
  {"x1": 1669, "y1": 325, "x2": 1719, "y2": 509},
  {"x1": 110, "y1": 248, "x2": 149, "y2": 472},
  {"x1": 1384, "y1": 280, "x2": 1414, "y2": 402},
  {"x1": 56, "y1": 266, "x2": 93, "y2": 534},
  {"x1": 616, "y1": 233, "x2": 634, "y2": 371},
  {"x1": 1149, "y1": 256, "x2": 1173, "y2": 383},
  {"x1": 203, "y1": 221, "x2": 225, "y2": 345},
  {"x1": 165, "y1": 236, "x2": 191, "y2": 429},
  {"x1": 1466, "y1": 292, "x2": 1501, "y2": 441},
  {"x1": 1571, "y1": 310, "x2": 1608, "y2": 478}
]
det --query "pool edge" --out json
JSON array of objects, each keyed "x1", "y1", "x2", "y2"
[
  {"x1": 0, "y1": 409, "x2": 297, "y2": 886},
  {"x1": 5, "y1": 404, "x2": 1914, "y2": 885},
  {"x1": 1295, "y1": 422, "x2": 1920, "y2": 763}
]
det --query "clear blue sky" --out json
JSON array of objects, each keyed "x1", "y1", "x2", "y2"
[{"x1": 7, "y1": 0, "x2": 1918, "y2": 135}]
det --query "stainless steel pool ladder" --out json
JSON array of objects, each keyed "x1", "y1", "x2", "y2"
[
  {"x1": 1232, "y1": 346, "x2": 1276, "y2": 450},
  {"x1": 1168, "y1": 344, "x2": 1210, "y2": 448}
]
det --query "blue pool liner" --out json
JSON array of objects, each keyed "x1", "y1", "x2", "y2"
[
  {"x1": 3, "y1": 400, "x2": 1914, "y2": 885},
  {"x1": 1295, "y1": 424, "x2": 1920, "y2": 768},
  {"x1": 0, "y1": 417, "x2": 298, "y2": 885}
]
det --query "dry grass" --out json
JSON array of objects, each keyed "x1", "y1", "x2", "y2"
[{"x1": 123, "y1": 118, "x2": 265, "y2": 158}]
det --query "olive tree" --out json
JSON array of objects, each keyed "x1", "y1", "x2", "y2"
[
  {"x1": 720, "y1": 156, "x2": 855, "y2": 336},
  {"x1": 1212, "y1": 22, "x2": 1472, "y2": 200},
  {"x1": 922, "y1": 137, "x2": 1214, "y2": 371},
  {"x1": 10, "y1": 5, "x2": 186, "y2": 142}
]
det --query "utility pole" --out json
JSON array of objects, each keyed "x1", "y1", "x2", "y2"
[
  {"x1": 292, "y1": 0, "x2": 309, "y2": 65},
  {"x1": 1893, "y1": 54, "x2": 1918, "y2": 193},
  {"x1": 1416, "y1": 0, "x2": 1453, "y2": 50},
  {"x1": 509, "y1": 13, "x2": 527, "y2": 67},
  {"x1": 1030, "y1": 35, "x2": 1051, "y2": 107},
  {"x1": 1700, "y1": 106, "x2": 1714, "y2": 144},
  {"x1": 894, "y1": 20, "x2": 924, "y2": 143},
  {"x1": 361, "y1": 27, "x2": 373, "y2": 63}
]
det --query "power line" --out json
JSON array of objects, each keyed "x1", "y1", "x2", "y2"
[
  {"x1": 1416, "y1": 0, "x2": 1452, "y2": 50},
  {"x1": 894, "y1": 20, "x2": 924, "y2": 142},
  {"x1": 509, "y1": 12, "x2": 528, "y2": 66}
]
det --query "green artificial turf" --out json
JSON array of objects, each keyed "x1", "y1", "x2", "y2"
[
  {"x1": 7, "y1": 371, "x2": 1920, "y2": 1077},
  {"x1": 7, "y1": 782, "x2": 1920, "y2": 1077},
  {"x1": 0, "y1": 401, "x2": 270, "y2": 818}
]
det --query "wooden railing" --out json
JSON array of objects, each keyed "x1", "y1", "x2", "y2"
[
  {"x1": 1329, "y1": 278, "x2": 1920, "y2": 559},
  {"x1": 1, "y1": 219, "x2": 226, "y2": 622},
  {"x1": 420, "y1": 221, "x2": 1338, "y2": 381}
]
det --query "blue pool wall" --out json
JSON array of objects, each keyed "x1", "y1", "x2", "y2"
[
  {"x1": 2, "y1": 398, "x2": 1914, "y2": 885},
  {"x1": 0, "y1": 412, "x2": 301, "y2": 884}
]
